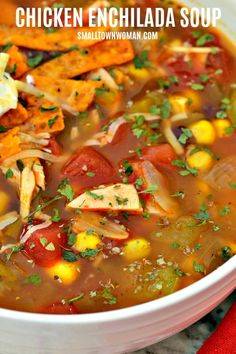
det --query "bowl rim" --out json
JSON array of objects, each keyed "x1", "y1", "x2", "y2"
[{"x1": 1, "y1": 256, "x2": 235, "y2": 324}]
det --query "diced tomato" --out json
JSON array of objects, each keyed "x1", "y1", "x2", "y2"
[
  {"x1": 62, "y1": 147, "x2": 114, "y2": 178},
  {"x1": 23, "y1": 222, "x2": 67, "y2": 267},
  {"x1": 48, "y1": 139, "x2": 62, "y2": 156},
  {"x1": 141, "y1": 144, "x2": 177, "y2": 170},
  {"x1": 43, "y1": 303, "x2": 78, "y2": 314}
]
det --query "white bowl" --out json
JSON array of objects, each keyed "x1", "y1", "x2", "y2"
[{"x1": 1, "y1": 1, "x2": 236, "y2": 353}]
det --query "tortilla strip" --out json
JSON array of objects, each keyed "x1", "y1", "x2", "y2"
[
  {"x1": 0, "y1": 25, "x2": 107, "y2": 51},
  {"x1": 21, "y1": 96, "x2": 64, "y2": 134},
  {"x1": 0, "y1": 103, "x2": 28, "y2": 128},
  {"x1": 0, "y1": 127, "x2": 21, "y2": 163},
  {"x1": 30, "y1": 76, "x2": 102, "y2": 112},
  {"x1": 6, "y1": 45, "x2": 29, "y2": 79},
  {"x1": 30, "y1": 40, "x2": 134, "y2": 79}
]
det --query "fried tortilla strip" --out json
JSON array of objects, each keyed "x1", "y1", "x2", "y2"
[
  {"x1": 0, "y1": 25, "x2": 107, "y2": 51},
  {"x1": 22, "y1": 96, "x2": 64, "y2": 134},
  {"x1": 6, "y1": 45, "x2": 29, "y2": 79},
  {"x1": 0, "y1": 127, "x2": 21, "y2": 163},
  {"x1": 0, "y1": 103, "x2": 28, "y2": 128},
  {"x1": 30, "y1": 40, "x2": 134, "y2": 79},
  {"x1": 31, "y1": 75, "x2": 102, "y2": 112}
]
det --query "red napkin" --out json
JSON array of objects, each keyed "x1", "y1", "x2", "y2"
[{"x1": 197, "y1": 302, "x2": 236, "y2": 354}]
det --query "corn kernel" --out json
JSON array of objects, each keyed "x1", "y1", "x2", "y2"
[
  {"x1": 123, "y1": 238, "x2": 151, "y2": 261},
  {"x1": 169, "y1": 95, "x2": 188, "y2": 114},
  {"x1": 128, "y1": 64, "x2": 150, "y2": 80},
  {"x1": 187, "y1": 150, "x2": 214, "y2": 172},
  {"x1": 0, "y1": 191, "x2": 10, "y2": 215},
  {"x1": 190, "y1": 120, "x2": 216, "y2": 145},
  {"x1": 74, "y1": 232, "x2": 101, "y2": 252},
  {"x1": 212, "y1": 119, "x2": 231, "y2": 138},
  {"x1": 182, "y1": 89, "x2": 202, "y2": 112},
  {"x1": 196, "y1": 180, "x2": 211, "y2": 205},
  {"x1": 47, "y1": 261, "x2": 79, "y2": 285}
]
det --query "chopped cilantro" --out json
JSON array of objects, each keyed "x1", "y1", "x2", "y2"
[
  {"x1": 220, "y1": 205, "x2": 231, "y2": 217},
  {"x1": 86, "y1": 172, "x2": 96, "y2": 177},
  {"x1": 62, "y1": 293, "x2": 84, "y2": 305},
  {"x1": 171, "y1": 191, "x2": 185, "y2": 199},
  {"x1": 23, "y1": 273, "x2": 41, "y2": 286},
  {"x1": 193, "y1": 261, "x2": 205, "y2": 273},
  {"x1": 62, "y1": 250, "x2": 78, "y2": 262},
  {"x1": 140, "y1": 184, "x2": 158, "y2": 194},
  {"x1": 57, "y1": 179, "x2": 75, "y2": 202},
  {"x1": 86, "y1": 190, "x2": 104, "y2": 200},
  {"x1": 40, "y1": 106, "x2": 59, "y2": 112},
  {"x1": 27, "y1": 54, "x2": 43, "y2": 68},
  {"x1": 196, "y1": 33, "x2": 215, "y2": 46},
  {"x1": 0, "y1": 125, "x2": 8, "y2": 132},
  {"x1": 178, "y1": 128, "x2": 192, "y2": 145},
  {"x1": 80, "y1": 248, "x2": 100, "y2": 258},
  {"x1": 221, "y1": 246, "x2": 233, "y2": 262},
  {"x1": 52, "y1": 208, "x2": 61, "y2": 222},
  {"x1": 133, "y1": 50, "x2": 152, "y2": 69},
  {"x1": 193, "y1": 205, "x2": 211, "y2": 225},
  {"x1": 101, "y1": 286, "x2": 117, "y2": 305},
  {"x1": 123, "y1": 160, "x2": 133, "y2": 176},
  {"x1": 191, "y1": 83, "x2": 204, "y2": 91},
  {"x1": 48, "y1": 115, "x2": 59, "y2": 128},
  {"x1": 6, "y1": 244, "x2": 24, "y2": 262},
  {"x1": 5, "y1": 168, "x2": 13, "y2": 179},
  {"x1": 160, "y1": 99, "x2": 172, "y2": 119}
]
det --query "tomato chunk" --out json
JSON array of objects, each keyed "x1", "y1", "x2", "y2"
[
  {"x1": 48, "y1": 138, "x2": 62, "y2": 156},
  {"x1": 43, "y1": 303, "x2": 78, "y2": 314},
  {"x1": 62, "y1": 147, "x2": 114, "y2": 178},
  {"x1": 23, "y1": 222, "x2": 67, "y2": 267},
  {"x1": 141, "y1": 144, "x2": 176, "y2": 169}
]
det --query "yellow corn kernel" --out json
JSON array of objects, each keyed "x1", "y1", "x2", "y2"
[
  {"x1": 169, "y1": 95, "x2": 188, "y2": 114},
  {"x1": 74, "y1": 232, "x2": 101, "y2": 252},
  {"x1": 190, "y1": 120, "x2": 216, "y2": 145},
  {"x1": 227, "y1": 242, "x2": 236, "y2": 253},
  {"x1": 123, "y1": 238, "x2": 151, "y2": 261},
  {"x1": 196, "y1": 180, "x2": 211, "y2": 205},
  {"x1": 0, "y1": 191, "x2": 10, "y2": 215},
  {"x1": 187, "y1": 150, "x2": 214, "y2": 172},
  {"x1": 128, "y1": 63, "x2": 150, "y2": 80},
  {"x1": 47, "y1": 261, "x2": 79, "y2": 285},
  {"x1": 212, "y1": 119, "x2": 231, "y2": 138},
  {"x1": 182, "y1": 89, "x2": 202, "y2": 112}
]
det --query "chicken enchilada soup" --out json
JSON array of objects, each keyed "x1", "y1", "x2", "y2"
[{"x1": 0, "y1": 0, "x2": 235, "y2": 314}]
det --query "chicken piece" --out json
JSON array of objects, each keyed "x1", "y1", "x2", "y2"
[
  {"x1": 72, "y1": 211, "x2": 129, "y2": 240},
  {"x1": 20, "y1": 164, "x2": 36, "y2": 219},
  {"x1": 67, "y1": 183, "x2": 143, "y2": 213}
]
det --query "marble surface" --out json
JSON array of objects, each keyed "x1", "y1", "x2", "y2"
[{"x1": 130, "y1": 292, "x2": 235, "y2": 354}]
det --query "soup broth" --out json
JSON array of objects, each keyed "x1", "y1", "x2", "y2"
[{"x1": 0, "y1": 0, "x2": 235, "y2": 314}]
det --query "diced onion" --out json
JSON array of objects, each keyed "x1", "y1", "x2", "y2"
[
  {"x1": 2, "y1": 149, "x2": 61, "y2": 166},
  {"x1": 72, "y1": 212, "x2": 129, "y2": 240},
  {"x1": 0, "y1": 211, "x2": 19, "y2": 231},
  {"x1": 161, "y1": 120, "x2": 184, "y2": 155},
  {"x1": 19, "y1": 132, "x2": 49, "y2": 146},
  {"x1": 88, "y1": 68, "x2": 118, "y2": 90},
  {"x1": 141, "y1": 161, "x2": 179, "y2": 217},
  {"x1": 20, "y1": 220, "x2": 52, "y2": 244},
  {"x1": 169, "y1": 46, "x2": 220, "y2": 54},
  {"x1": 204, "y1": 155, "x2": 236, "y2": 190}
]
